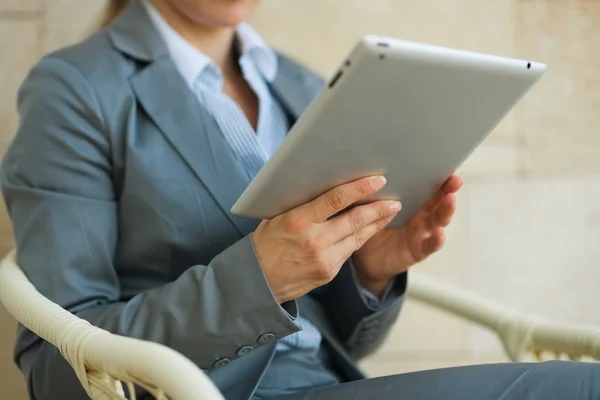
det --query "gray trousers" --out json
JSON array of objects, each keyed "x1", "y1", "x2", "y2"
[{"x1": 270, "y1": 361, "x2": 600, "y2": 400}]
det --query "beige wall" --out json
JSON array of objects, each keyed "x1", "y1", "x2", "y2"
[{"x1": 1, "y1": 0, "x2": 598, "y2": 397}]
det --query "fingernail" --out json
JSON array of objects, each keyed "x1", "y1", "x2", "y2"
[
  {"x1": 389, "y1": 201, "x2": 402, "y2": 212},
  {"x1": 370, "y1": 176, "x2": 387, "y2": 190}
]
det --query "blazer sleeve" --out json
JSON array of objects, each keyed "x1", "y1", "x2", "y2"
[
  {"x1": 313, "y1": 260, "x2": 408, "y2": 359},
  {"x1": 1, "y1": 56, "x2": 301, "y2": 377}
]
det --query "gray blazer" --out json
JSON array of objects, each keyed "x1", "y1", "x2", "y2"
[{"x1": 1, "y1": 1, "x2": 407, "y2": 399}]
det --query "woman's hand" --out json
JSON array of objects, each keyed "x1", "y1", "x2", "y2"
[
  {"x1": 352, "y1": 175, "x2": 464, "y2": 297},
  {"x1": 252, "y1": 176, "x2": 400, "y2": 304}
]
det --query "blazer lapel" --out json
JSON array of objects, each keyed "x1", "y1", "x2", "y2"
[
  {"x1": 106, "y1": 1, "x2": 325, "y2": 236},
  {"x1": 269, "y1": 54, "x2": 325, "y2": 123},
  {"x1": 131, "y1": 58, "x2": 259, "y2": 236},
  {"x1": 108, "y1": 0, "x2": 258, "y2": 236}
]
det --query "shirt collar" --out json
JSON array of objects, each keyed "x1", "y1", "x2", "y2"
[
  {"x1": 142, "y1": 0, "x2": 277, "y2": 88},
  {"x1": 235, "y1": 23, "x2": 277, "y2": 82}
]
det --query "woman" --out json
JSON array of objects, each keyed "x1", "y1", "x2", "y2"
[{"x1": 2, "y1": 0, "x2": 598, "y2": 399}]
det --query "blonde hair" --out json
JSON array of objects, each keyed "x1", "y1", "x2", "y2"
[{"x1": 100, "y1": 0, "x2": 132, "y2": 28}]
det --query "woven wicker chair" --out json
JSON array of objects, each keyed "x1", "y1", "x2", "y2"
[{"x1": 1, "y1": 249, "x2": 598, "y2": 400}]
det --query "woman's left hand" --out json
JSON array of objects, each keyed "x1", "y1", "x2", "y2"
[{"x1": 353, "y1": 175, "x2": 464, "y2": 297}]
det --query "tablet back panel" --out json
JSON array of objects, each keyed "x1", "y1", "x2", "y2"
[{"x1": 232, "y1": 36, "x2": 546, "y2": 228}]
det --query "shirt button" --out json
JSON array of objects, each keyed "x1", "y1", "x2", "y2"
[
  {"x1": 213, "y1": 358, "x2": 231, "y2": 369},
  {"x1": 236, "y1": 345, "x2": 254, "y2": 356},
  {"x1": 257, "y1": 333, "x2": 276, "y2": 344}
]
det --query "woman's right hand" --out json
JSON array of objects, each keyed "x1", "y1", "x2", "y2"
[{"x1": 252, "y1": 176, "x2": 402, "y2": 304}]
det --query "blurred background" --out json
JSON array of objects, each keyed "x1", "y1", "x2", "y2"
[{"x1": 0, "y1": 0, "x2": 598, "y2": 398}]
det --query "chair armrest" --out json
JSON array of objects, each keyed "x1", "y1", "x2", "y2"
[
  {"x1": 0, "y1": 250, "x2": 224, "y2": 400},
  {"x1": 406, "y1": 272, "x2": 600, "y2": 362}
]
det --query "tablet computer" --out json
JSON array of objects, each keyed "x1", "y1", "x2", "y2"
[{"x1": 231, "y1": 35, "x2": 546, "y2": 228}]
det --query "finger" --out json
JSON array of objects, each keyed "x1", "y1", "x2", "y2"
[
  {"x1": 424, "y1": 175, "x2": 464, "y2": 212},
  {"x1": 323, "y1": 200, "x2": 401, "y2": 242},
  {"x1": 421, "y1": 226, "x2": 446, "y2": 256},
  {"x1": 334, "y1": 214, "x2": 395, "y2": 258},
  {"x1": 428, "y1": 193, "x2": 457, "y2": 229},
  {"x1": 445, "y1": 175, "x2": 464, "y2": 193},
  {"x1": 303, "y1": 175, "x2": 388, "y2": 223}
]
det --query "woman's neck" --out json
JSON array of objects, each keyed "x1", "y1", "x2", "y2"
[{"x1": 150, "y1": 0, "x2": 238, "y2": 74}]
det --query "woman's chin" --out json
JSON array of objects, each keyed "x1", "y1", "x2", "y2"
[{"x1": 190, "y1": 1, "x2": 260, "y2": 28}]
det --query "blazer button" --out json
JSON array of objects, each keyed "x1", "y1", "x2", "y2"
[
  {"x1": 358, "y1": 332, "x2": 376, "y2": 343},
  {"x1": 236, "y1": 345, "x2": 254, "y2": 356},
  {"x1": 257, "y1": 333, "x2": 276, "y2": 344},
  {"x1": 364, "y1": 320, "x2": 381, "y2": 330},
  {"x1": 213, "y1": 358, "x2": 231, "y2": 369},
  {"x1": 201, "y1": 369, "x2": 209, "y2": 374}
]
